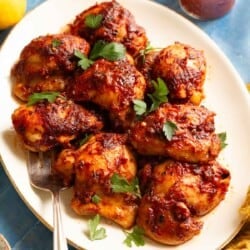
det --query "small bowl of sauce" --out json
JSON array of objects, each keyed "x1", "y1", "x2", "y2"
[{"x1": 179, "y1": 0, "x2": 236, "y2": 20}]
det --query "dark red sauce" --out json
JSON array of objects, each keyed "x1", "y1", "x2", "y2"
[{"x1": 179, "y1": 0, "x2": 235, "y2": 20}]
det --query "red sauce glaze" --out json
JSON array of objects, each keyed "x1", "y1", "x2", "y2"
[{"x1": 179, "y1": 0, "x2": 235, "y2": 20}]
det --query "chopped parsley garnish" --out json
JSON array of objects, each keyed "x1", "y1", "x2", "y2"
[
  {"x1": 74, "y1": 41, "x2": 126, "y2": 69},
  {"x1": 51, "y1": 39, "x2": 61, "y2": 48},
  {"x1": 92, "y1": 194, "x2": 101, "y2": 204},
  {"x1": 139, "y1": 42, "x2": 160, "y2": 64},
  {"x1": 163, "y1": 121, "x2": 178, "y2": 141},
  {"x1": 74, "y1": 49, "x2": 93, "y2": 70},
  {"x1": 148, "y1": 78, "x2": 169, "y2": 112},
  {"x1": 90, "y1": 40, "x2": 126, "y2": 61},
  {"x1": 218, "y1": 132, "x2": 228, "y2": 149},
  {"x1": 123, "y1": 226, "x2": 145, "y2": 247},
  {"x1": 27, "y1": 92, "x2": 61, "y2": 106},
  {"x1": 133, "y1": 99, "x2": 147, "y2": 116},
  {"x1": 111, "y1": 173, "x2": 141, "y2": 197},
  {"x1": 88, "y1": 214, "x2": 107, "y2": 241},
  {"x1": 85, "y1": 14, "x2": 103, "y2": 29},
  {"x1": 133, "y1": 78, "x2": 169, "y2": 117}
]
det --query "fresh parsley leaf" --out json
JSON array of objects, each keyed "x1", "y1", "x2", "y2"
[
  {"x1": 139, "y1": 42, "x2": 160, "y2": 64},
  {"x1": 123, "y1": 226, "x2": 145, "y2": 247},
  {"x1": 133, "y1": 99, "x2": 147, "y2": 116},
  {"x1": 163, "y1": 121, "x2": 178, "y2": 141},
  {"x1": 27, "y1": 92, "x2": 60, "y2": 106},
  {"x1": 88, "y1": 214, "x2": 107, "y2": 241},
  {"x1": 148, "y1": 78, "x2": 169, "y2": 112},
  {"x1": 218, "y1": 132, "x2": 228, "y2": 149},
  {"x1": 92, "y1": 194, "x2": 101, "y2": 204},
  {"x1": 133, "y1": 78, "x2": 169, "y2": 117},
  {"x1": 51, "y1": 39, "x2": 62, "y2": 48},
  {"x1": 85, "y1": 14, "x2": 103, "y2": 29},
  {"x1": 111, "y1": 173, "x2": 141, "y2": 197},
  {"x1": 140, "y1": 42, "x2": 154, "y2": 56},
  {"x1": 74, "y1": 49, "x2": 93, "y2": 70},
  {"x1": 89, "y1": 40, "x2": 105, "y2": 59},
  {"x1": 90, "y1": 40, "x2": 126, "y2": 61}
]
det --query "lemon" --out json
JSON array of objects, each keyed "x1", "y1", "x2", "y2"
[
  {"x1": 247, "y1": 83, "x2": 250, "y2": 93},
  {"x1": 0, "y1": 0, "x2": 27, "y2": 30}
]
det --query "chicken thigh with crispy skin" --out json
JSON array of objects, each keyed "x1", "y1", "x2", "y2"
[
  {"x1": 137, "y1": 159, "x2": 230, "y2": 245},
  {"x1": 60, "y1": 133, "x2": 139, "y2": 229},
  {"x1": 152, "y1": 42, "x2": 206, "y2": 105},
  {"x1": 12, "y1": 97, "x2": 103, "y2": 152},
  {"x1": 11, "y1": 34, "x2": 90, "y2": 101},
  {"x1": 67, "y1": 58, "x2": 146, "y2": 128},
  {"x1": 129, "y1": 103, "x2": 221, "y2": 163},
  {"x1": 138, "y1": 195, "x2": 202, "y2": 245},
  {"x1": 69, "y1": 0, "x2": 148, "y2": 57}
]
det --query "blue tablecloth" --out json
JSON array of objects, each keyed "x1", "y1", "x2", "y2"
[{"x1": 0, "y1": 0, "x2": 249, "y2": 249}]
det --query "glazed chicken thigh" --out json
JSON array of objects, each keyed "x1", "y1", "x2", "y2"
[
  {"x1": 12, "y1": 97, "x2": 103, "y2": 152},
  {"x1": 129, "y1": 103, "x2": 221, "y2": 163},
  {"x1": 152, "y1": 42, "x2": 206, "y2": 105},
  {"x1": 67, "y1": 58, "x2": 146, "y2": 128},
  {"x1": 70, "y1": 0, "x2": 148, "y2": 57},
  {"x1": 54, "y1": 133, "x2": 139, "y2": 229},
  {"x1": 11, "y1": 34, "x2": 90, "y2": 101},
  {"x1": 137, "y1": 194, "x2": 202, "y2": 245},
  {"x1": 137, "y1": 159, "x2": 230, "y2": 245}
]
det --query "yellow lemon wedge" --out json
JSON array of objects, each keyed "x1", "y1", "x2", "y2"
[
  {"x1": 246, "y1": 83, "x2": 250, "y2": 92},
  {"x1": 0, "y1": 0, "x2": 27, "y2": 30}
]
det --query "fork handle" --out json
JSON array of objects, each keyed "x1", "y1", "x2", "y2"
[{"x1": 53, "y1": 191, "x2": 68, "y2": 250}]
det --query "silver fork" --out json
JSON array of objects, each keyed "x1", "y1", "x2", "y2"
[{"x1": 26, "y1": 150, "x2": 69, "y2": 250}]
